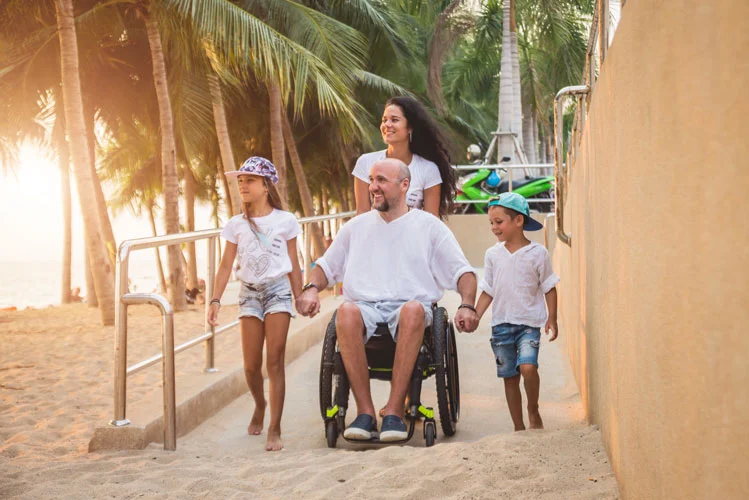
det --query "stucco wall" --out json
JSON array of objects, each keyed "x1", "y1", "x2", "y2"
[{"x1": 553, "y1": 1, "x2": 749, "y2": 498}]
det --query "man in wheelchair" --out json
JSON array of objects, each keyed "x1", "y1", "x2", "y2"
[{"x1": 297, "y1": 159, "x2": 479, "y2": 442}]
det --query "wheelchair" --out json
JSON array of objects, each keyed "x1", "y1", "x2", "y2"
[{"x1": 319, "y1": 304, "x2": 460, "y2": 447}]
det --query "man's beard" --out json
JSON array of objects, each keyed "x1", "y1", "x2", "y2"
[{"x1": 372, "y1": 192, "x2": 389, "y2": 212}]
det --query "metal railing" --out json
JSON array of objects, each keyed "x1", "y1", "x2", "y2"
[
  {"x1": 110, "y1": 211, "x2": 354, "y2": 450},
  {"x1": 553, "y1": 0, "x2": 620, "y2": 246},
  {"x1": 453, "y1": 163, "x2": 555, "y2": 206}
]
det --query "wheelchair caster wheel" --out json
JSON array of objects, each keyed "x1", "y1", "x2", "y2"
[
  {"x1": 424, "y1": 421, "x2": 436, "y2": 447},
  {"x1": 326, "y1": 420, "x2": 338, "y2": 448}
]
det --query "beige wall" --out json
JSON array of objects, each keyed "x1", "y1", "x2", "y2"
[{"x1": 553, "y1": 1, "x2": 749, "y2": 498}]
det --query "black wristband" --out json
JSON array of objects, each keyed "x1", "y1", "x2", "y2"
[
  {"x1": 302, "y1": 283, "x2": 320, "y2": 293},
  {"x1": 210, "y1": 298, "x2": 221, "y2": 306},
  {"x1": 458, "y1": 303, "x2": 476, "y2": 313}
]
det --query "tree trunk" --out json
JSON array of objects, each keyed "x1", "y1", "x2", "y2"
[
  {"x1": 85, "y1": 104, "x2": 117, "y2": 268},
  {"x1": 268, "y1": 80, "x2": 288, "y2": 206},
  {"x1": 282, "y1": 113, "x2": 325, "y2": 257},
  {"x1": 498, "y1": 0, "x2": 515, "y2": 162},
  {"x1": 54, "y1": 0, "x2": 115, "y2": 325},
  {"x1": 427, "y1": 0, "x2": 463, "y2": 117},
  {"x1": 144, "y1": 9, "x2": 186, "y2": 311},
  {"x1": 207, "y1": 70, "x2": 240, "y2": 216},
  {"x1": 523, "y1": 107, "x2": 538, "y2": 175},
  {"x1": 183, "y1": 167, "x2": 199, "y2": 289},
  {"x1": 148, "y1": 202, "x2": 167, "y2": 293},
  {"x1": 84, "y1": 237, "x2": 97, "y2": 307},
  {"x1": 54, "y1": 110, "x2": 72, "y2": 304},
  {"x1": 216, "y1": 155, "x2": 235, "y2": 218},
  {"x1": 510, "y1": 0, "x2": 524, "y2": 159}
]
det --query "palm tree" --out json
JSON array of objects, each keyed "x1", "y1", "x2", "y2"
[{"x1": 54, "y1": 0, "x2": 115, "y2": 325}]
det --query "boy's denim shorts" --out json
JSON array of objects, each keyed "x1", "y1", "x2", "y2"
[
  {"x1": 237, "y1": 277, "x2": 294, "y2": 321},
  {"x1": 490, "y1": 323, "x2": 541, "y2": 378}
]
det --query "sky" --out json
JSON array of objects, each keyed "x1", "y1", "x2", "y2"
[{"x1": 0, "y1": 141, "x2": 216, "y2": 264}]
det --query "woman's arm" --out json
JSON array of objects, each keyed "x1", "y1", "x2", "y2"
[
  {"x1": 207, "y1": 241, "x2": 237, "y2": 326},
  {"x1": 354, "y1": 177, "x2": 371, "y2": 215},
  {"x1": 286, "y1": 237, "x2": 303, "y2": 299},
  {"x1": 423, "y1": 185, "x2": 441, "y2": 217}
]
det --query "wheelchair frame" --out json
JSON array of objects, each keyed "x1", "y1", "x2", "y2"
[{"x1": 319, "y1": 305, "x2": 460, "y2": 448}]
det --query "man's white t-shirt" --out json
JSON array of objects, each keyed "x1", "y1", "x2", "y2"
[
  {"x1": 316, "y1": 209, "x2": 475, "y2": 304},
  {"x1": 479, "y1": 242, "x2": 560, "y2": 328},
  {"x1": 352, "y1": 150, "x2": 442, "y2": 210},
  {"x1": 221, "y1": 209, "x2": 302, "y2": 285}
]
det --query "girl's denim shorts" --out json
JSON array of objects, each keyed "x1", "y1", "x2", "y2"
[
  {"x1": 237, "y1": 277, "x2": 294, "y2": 321},
  {"x1": 490, "y1": 323, "x2": 541, "y2": 378}
]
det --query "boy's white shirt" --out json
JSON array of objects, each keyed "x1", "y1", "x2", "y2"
[
  {"x1": 221, "y1": 209, "x2": 302, "y2": 285},
  {"x1": 479, "y1": 241, "x2": 560, "y2": 328},
  {"x1": 316, "y1": 209, "x2": 475, "y2": 304},
  {"x1": 352, "y1": 150, "x2": 442, "y2": 210}
]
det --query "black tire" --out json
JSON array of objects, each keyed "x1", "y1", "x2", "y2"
[
  {"x1": 424, "y1": 422, "x2": 436, "y2": 447},
  {"x1": 433, "y1": 307, "x2": 459, "y2": 437},
  {"x1": 446, "y1": 321, "x2": 461, "y2": 426},
  {"x1": 319, "y1": 313, "x2": 338, "y2": 421},
  {"x1": 326, "y1": 420, "x2": 338, "y2": 448},
  {"x1": 530, "y1": 190, "x2": 554, "y2": 213}
]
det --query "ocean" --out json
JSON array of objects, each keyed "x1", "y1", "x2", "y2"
[{"x1": 0, "y1": 250, "x2": 210, "y2": 309}]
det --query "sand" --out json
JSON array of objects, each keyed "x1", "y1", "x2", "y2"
[{"x1": 1, "y1": 293, "x2": 619, "y2": 499}]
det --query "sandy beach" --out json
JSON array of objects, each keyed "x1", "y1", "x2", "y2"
[{"x1": 1, "y1": 293, "x2": 619, "y2": 499}]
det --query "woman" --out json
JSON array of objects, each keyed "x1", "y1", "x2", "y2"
[{"x1": 352, "y1": 96, "x2": 456, "y2": 219}]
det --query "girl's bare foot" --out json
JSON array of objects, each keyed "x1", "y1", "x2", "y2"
[
  {"x1": 248, "y1": 402, "x2": 266, "y2": 435},
  {"x1": 514, "y1": 424, "x2": 526, "y2": 432},
  {"x1": 528, "y1": 411, "x2": 544, "y2": 429},
  {"x1": 265, "y1": 426, "x2": 283, "y2": 451}
]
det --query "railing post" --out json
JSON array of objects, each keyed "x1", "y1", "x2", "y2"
[
  {"x1": 204, "y1": 236, "x2": 217, "y2": 373},
  {"x1": 111, "y1": 244, "x2": 131, "y2": 427},
  {"x1": 162, "y1": 306, "x2": 177, "y2": 451}
]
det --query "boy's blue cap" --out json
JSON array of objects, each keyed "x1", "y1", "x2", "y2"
[{"x1": 487, "y1": 193, "x2": 544, "y2": 231}]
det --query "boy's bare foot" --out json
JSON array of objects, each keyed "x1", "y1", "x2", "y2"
[
  {"x1": 265, "y1": 427, "x2": 283, "y2": 451},
  {"x1": 528, "y1": 411, "x2": 544, "y2": 429},
  {"x1": 247, "y1": 402, "x2": 266, "y2": 435},
  {"x1": 514, "y1": 424, "x2": 526, "y2": 432}
]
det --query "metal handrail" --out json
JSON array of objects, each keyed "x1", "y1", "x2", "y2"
[
  {"x1": 111, "y1": 211, "x2": 354, "y2": 450},
  {"x1": 551, "y1": 0, "x2": 620, "y2": 246}
]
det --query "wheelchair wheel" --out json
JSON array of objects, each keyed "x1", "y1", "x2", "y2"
[
  {"x1": 424, "y1": 421, "x2": 436, "y2": 447},
  {"x1": 326, "y1": 420, "x2": 338, "y2": 448},
  {"x1": 319, "y1": 312, "x2": 338, "y2": 420},
  {"x1": 433, "y1": 307, "x2": 460, "y2": 437}
]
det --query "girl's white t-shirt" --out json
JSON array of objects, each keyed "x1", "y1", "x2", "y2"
[
  {"x1": 352, "y1": 150, "x2": 442, "y2": 210},
  {"x1": 478, "y1": 242, "x2": 560, "y2": 328},
  {"x1": 221, "y1": 209, "x2": 302, "y2": 285}
]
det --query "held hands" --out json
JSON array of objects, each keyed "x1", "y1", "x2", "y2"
[
  {"x1": 207, "y1": 302, "x2": 221, "y2": 327},
  {"x1": 454, "y1": 306, "x2": 479, "y2": 333},
  {"x1": 545, "y1": 318, "x2": 558, "y2": 341},
  {"x1": 296, "y1": 289, "x2": 321, "y2": 317}
]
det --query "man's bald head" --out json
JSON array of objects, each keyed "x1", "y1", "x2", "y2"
[{"x1": 371, "y1": 158, "x2": 410, "y2": 183}]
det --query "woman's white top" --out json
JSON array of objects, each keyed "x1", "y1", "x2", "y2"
[
  {"x1": 352, "y1": 150, "x2": 442, "y2": 210},
  {"x1": 221, "y1": 209, "x2": 302, "y2": 284}
]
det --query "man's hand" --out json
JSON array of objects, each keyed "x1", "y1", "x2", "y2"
[
  {"x1": 545, "y1": 318, "x2": 558, "y2": 341},
  {"x1": 454, "y1": 307, "x2": 479, "y2": 333},
  {"x1": 296, "y1": 289, "x2": 321, "y2": 317}
]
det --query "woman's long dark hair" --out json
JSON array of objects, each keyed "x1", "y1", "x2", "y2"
[{"x1": 386, "y1": 96, "x2": 455, "y2": 218}]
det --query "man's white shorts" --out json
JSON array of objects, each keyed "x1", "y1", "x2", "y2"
[{"x1": 349, "y1": 301, "x2": 433, "y2": 342}]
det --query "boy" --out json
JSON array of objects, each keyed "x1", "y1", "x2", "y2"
[{"x1": 474, "y1": 193, "x2": 559, "y2": 431}]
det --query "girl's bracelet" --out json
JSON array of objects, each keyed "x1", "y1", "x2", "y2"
[{"x1": 210, "y1": 298, "x2": 221, "y2": 306}]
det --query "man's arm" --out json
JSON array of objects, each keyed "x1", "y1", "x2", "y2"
[
  {"x1": 295, "y1": 265, "x2": 330, "y2": 318},
  {"x1": 454, "y1": 272, "x2": 479, "y2": 332},
  {"x1": 544, "y1": 287, "x2": 558, "y2": 341}
]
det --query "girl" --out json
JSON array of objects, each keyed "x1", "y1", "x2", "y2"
[
  {"x1": 207, "y1": 156, "x2": 303, "y2": 452},
  {"x1": 352, "y1": 96, "x2": 456, "y2": 219}
]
